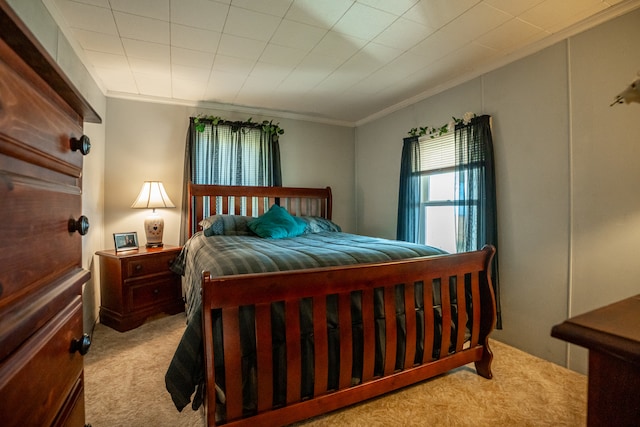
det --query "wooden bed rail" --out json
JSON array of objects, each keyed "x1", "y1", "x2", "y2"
[
  {"x1": 201, "y1": 245, "x2": 496, "y2": 426},
  {"x1": 189, "y1": 183, "x2": 333, "y2": 236}
]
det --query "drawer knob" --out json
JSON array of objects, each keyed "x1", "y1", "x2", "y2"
[
  {"x1": 135, "y1": 264, "x2": 143, "y2": 271},
  {"x1": 70, "y1": 135, "x2": 91, "y2": 155},
  {"x1": 68, "y1": 215, "x2": 90, "y2": 235},
  {"x1": 71, "y1": 333, "x2": 91, "y2": 356}
]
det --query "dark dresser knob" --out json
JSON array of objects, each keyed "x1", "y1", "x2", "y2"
[
  {"x1": 68, "y1": 215, "x2": 90, "y2": 235},
  {"x1": 70, "y1": 135, "x2": 91, "y2": 155},
  {"x1": 71, "y1": 333, "x2": 91, "y2": 355}
]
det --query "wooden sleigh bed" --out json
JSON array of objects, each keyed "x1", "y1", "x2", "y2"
[{"x1": 169, "y1": 183, "x2": 497, "y2": 426}]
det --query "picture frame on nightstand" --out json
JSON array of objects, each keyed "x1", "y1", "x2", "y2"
[{"x1": 114, "y1": 232, "x2": 138, "y2": 252}]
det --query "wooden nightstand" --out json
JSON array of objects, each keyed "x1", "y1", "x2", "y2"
[{"x1": 96, "y1": 245, "x2": 184, "y2": 332}]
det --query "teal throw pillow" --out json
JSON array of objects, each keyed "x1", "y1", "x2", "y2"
[{"x1": 248, "y1": 204, "x2": 306, "y2": 239}]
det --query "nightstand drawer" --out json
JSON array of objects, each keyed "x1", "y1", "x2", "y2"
[
  {"x1": 129, "y1": 276, "x2": 179, "y2": 311},
  {"x1": 126, "y1": 252, "x2": 177, "y2": 278}
]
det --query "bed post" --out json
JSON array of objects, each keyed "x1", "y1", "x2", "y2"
[
  {"x1": 201, "y1": 272, "x2": 217, "y2": 427},
  {"x1": 474, "y1": 244, "x2": 497, "y2": 379}
]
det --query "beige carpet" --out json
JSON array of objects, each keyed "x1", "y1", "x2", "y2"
[{"x1": 84, "y1": 313, "x2": 587, "y2": 426}]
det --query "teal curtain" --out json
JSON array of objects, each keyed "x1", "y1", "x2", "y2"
[
  {"x1": 179, "y1": 118, "x2": 282, "y2": 244},
  {"x1": 396, "y1": 136, "x2": 421, "y2": 243},
  {"x1": 454, "y1": 115, "x2": 501, "y2": 328}
]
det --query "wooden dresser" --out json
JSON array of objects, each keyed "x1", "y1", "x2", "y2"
[
  {"x1": 0, "y1": 2, "x2": 101, "y2": 426},
  {"x1": 551, "y1": 295, "x2": 640, "y2": 426}
]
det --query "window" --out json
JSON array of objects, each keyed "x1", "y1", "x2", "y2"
[
  {"x1": 181, "y1": 118, "x2": 282, "y2": 243},
  {"x1": 397, "y1": 114, "x2": 500, "y2": 327},
  {"x1": 191, "y1": 124, "x2": 277, "y2": 187},
  {"x1": 417, "y1": 133, "x2": 478, "y2": 253}
]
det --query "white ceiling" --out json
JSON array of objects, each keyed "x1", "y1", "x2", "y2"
[{"x1": 47, "y1": 0, "x2": 639, "y2": 125}]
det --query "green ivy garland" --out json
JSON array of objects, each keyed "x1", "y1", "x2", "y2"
[
  {"x1": 408, "y1": 112, "x2": 476, "y2": 138},
  {"x1": 192, "y1": 114, "x2": 285, "y2": 140}
]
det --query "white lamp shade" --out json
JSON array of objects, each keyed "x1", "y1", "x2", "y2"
[{"x1": 131, "y1": 181, "x2": 175, "y2": 209}]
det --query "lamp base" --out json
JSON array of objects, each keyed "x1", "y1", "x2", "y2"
[{"x1": 144, "y1": 211, "x2": 164, "y2": 248}]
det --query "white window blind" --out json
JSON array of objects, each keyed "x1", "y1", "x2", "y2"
[{"x1": 418, "y1": 132, "x2": 455, "y2": 172}]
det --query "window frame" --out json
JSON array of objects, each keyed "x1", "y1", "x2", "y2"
[{"x1": 416, "y1": 136, "x2": 480, "y2": 251}]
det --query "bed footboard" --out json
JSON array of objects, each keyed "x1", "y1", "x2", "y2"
[{"x1": 202, "y1": 245, "x2": 496, "y2": 426}]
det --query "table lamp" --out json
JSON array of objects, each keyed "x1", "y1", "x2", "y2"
[{"x1": 131, "y1": 181, "x2": 175, "y2": 248}]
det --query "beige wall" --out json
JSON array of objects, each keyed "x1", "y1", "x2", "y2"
[
  {"x1": 104, "y1": 98, "x2": 356, "y2": 250},
  {"x1": 356, "y1": 8, "x2": 640, "y2": 373}
]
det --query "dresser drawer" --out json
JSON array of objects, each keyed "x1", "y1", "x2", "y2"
[
  {"x1": 0, "y1": 296, "x2": 84, "y2": 427},
  {"x1": 128, "y1": 275, "x2": 181, "y2": 311},
  {"x1": 0, "y1": 38, "x2": 84, "y2": 178},
  {"x1": 126, "y1": 252, "x2": 177, "y2": 278},
  {"x1": 0, "y1": 180, "x2": 82, "y2": 312}
]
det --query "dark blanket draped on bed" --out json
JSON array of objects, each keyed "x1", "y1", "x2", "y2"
[{"x1": 165, "y1": 231, "x2": 449, "y2": 412}]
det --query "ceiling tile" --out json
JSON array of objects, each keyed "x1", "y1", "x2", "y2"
[
  {"x1": 335, "y1": 49, "x2": 386, "y2": 78},
  {"x1": 171, "y1": 24, "x2": 221, "y2": 53},
  {"x1": 171, "y1": 47, "x2": 214, "y2": 68},
  {"x1": 122, "y1": 38, "x2": 170, "y2": 61},
  {"x1": 109, "y1": 0, "x2": 170, "y2": 20},
  {"x1": 296, "y1": 51, "x2": 345, "y2": 76},
  {"x1": 520, "y1": 0, "x2": 608, "y2": 32},
  {"x1": 245, "y1": 63, "x2": 291, "y2": 87},
  {"x1": 172, "y1": 64, "x2": 211, "y2": 82},
  {"x1": 285, "y1": 0, "x2": 353, "y2": 28},
  {"x1": 231, "y1": 0, "x2": 294, "y2": 17},
  {"x1": 357, "y1": 51, "x2": 433, "y2": 90},
  {"x1": 332, "y1": 3, "x2": 397, "y2": 39},
  {"x1": 55, "y1": 0, "x2": 118, "y2": 34},
  {"x1": 442, "y1": 2, "x2": 512, "y2": 41},
  {"x1": 128, "y1": 59, "x2": 170, "y2": 79},
  {"x1": 73, "y1": 29, "x2": 124, "y2": 55},
  {"x1": 224, "y1": 6, "x2": 282, "y2": 41},
  {"x1": 270, "y1": 19, "x2": 327, "y2": 50},
  {"x1": 310, "y1": 31, "x2": 367, "y2": 62},
  {"x1": 217, "y1": 34, "x2": 267, "y2": 60},
  {"x1": 172, "y1": 78, "x2": 206, "y2": 100},
  {"x1": 482, "y1": 0, "x2": 545, "y2": 17},
  {"x1": 212, "y1": 54, "x2": 255, "y2": 75},
  {"x1": 170, "y1": 0, "x2": 229, "y2": 31},
  {"x1": 312, "y1": 71, "x2": 360, "y2": 93},
  {"x1": 96, "y1": 67, "x2": 138, "y2": 92},
  {"x1": 63, "y1": 0, "x2": 110, "y2": 7},
  {"x1": 356, "y1": 0, "x2": 419, "y2": 15},
  {"x1": 204, "y1": 70, "x2": 245, "y2": 100},
  {"x1": 84, "y1": 50, "x2": 129, "y2": 69},
  {"x1": 133, "y1": 72, "x2": 172, "y2": 97},
  {"x1": 260, "y1": 43, "x2": 308, "y2": 67},
  {"x1": 475, "y1": 17, "x2": 547, "y2": 52},
  {"x1": 373, "y1": 17, "x2": 434, "y2": 49},
  {"x1": 409, "y1": 29, "x2": 468, "y2": 63},
  {"x1": 113, "y1": 12, "x2": 170, "y2": 44},
  {"x1": 359, "y1": 42, "x2": 404, "y2": 64},
  {"x1": 279, "y1": 67, "x2": 329, "y2": 91},
  {"x1": 404, "y1": 0, "x2": 479, "y2": 29}
]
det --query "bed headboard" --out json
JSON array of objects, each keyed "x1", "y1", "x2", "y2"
[{"x1": 188, "y1": 183, "x2": 333, "y2": 236}]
